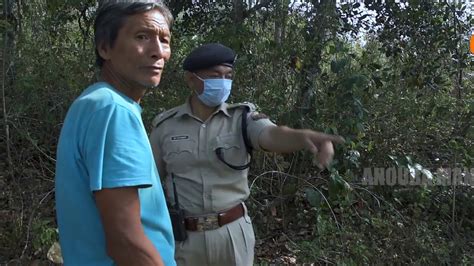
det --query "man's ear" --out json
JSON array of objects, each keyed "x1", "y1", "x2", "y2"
[
  {"x1": 97, "y1": 41, "x2": 112, "y2": 61},
  {"x1": 184, "y1": 72, "x2": 193, "y2": 84},
  {"x1": 184, "y1": 71, "x2": 203, "y2": 93}
]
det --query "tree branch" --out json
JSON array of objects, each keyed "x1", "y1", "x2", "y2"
[{"x1": 243, "y1": 0, "x2": 273, "y2": 19}]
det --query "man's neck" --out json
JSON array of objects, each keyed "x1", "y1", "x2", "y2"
[
  {"x1": 100, "y1": 64, "x2": 146, "y2": 103},
  {"x1": 190, "y1": 94, "x2": 217, "y2": 122}
]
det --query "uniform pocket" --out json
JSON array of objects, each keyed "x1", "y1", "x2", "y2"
[
  {"x1": 162, "y1": 138, "x2": 196, "y2": 173},
  {"x1": 240, "y1": 204, "x2": 255, "y2": 259},
  {"x1": 163, "y1": 139, "x2": 194, "y2": 159},
  {"x1": 242, "y1": 203, "x2": 252, "y2": 224},
  {"x1": 215, "y1": 133, "x2": 241, "y2": 150},
  {"x1": 213, "y1": 133, "x2": 248, "y2": 168},
  {"x1": 237, "y1": 217, "x2": 255, "y2": 263}
]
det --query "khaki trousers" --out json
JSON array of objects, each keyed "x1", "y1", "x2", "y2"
[{"x1": 175, "y1": 207, "x2": 255, "y2": 266}]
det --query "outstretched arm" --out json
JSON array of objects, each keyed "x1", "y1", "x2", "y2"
[{"x1": 258, "y1": 126, "x2": 345, "y2": 168}]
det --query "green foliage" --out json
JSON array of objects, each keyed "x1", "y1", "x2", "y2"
[
  {"x1": 31, "y1": 219, "x2": 58, "y2": 255},
  {"x1": 1, "y1": 0, "x2": 473, "y2": 264}
]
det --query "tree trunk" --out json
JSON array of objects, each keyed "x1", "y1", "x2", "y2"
[
  {"x1": 274, "y1": 0, "x2": 288, "y2": 45},
  {"x1": 295, "y1": 0, "x2": 338, "y2": 121},
  {"x1": 2, "y1": 0, "x2": 14, "y2": 167},
  {"x1": 233, "y1": 0, "x2": 244, "y2": 25}
]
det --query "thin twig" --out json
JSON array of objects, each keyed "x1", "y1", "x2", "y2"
[
  {"x1": 352, "y1": 184, "x2": 407, "y2": 223},
  {"x1": 282, "y1": 231, "x2": 336, "y2": 265},
  {"x1": 250, "y1": 170, "x2": 341, "y2": 230},
  {"x1": 10, "y1": 122, "x2": 56, "y2": 162},
  {"x1": 2, "y1": 18, "x2": 12, "y2": 167},
  {"x1": 451, "y1": 151, "x2": 457, "y2": 237},
  {"x1": 351, "y1": 183, "x2": 381, "y2": 208},
  {"x1": 20, "y1": 188, "x2": 55, "y2": 258}
]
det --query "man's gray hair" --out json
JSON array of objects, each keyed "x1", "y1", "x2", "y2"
[{"x1": 94, "y1": 0, "x2": 173, "y2": 67}]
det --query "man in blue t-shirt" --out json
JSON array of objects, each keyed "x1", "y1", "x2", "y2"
[{"x1": 55, "y1": 1, "x2": 176, "y2": 265}]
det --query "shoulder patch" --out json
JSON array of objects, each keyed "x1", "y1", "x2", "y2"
[
  {"x1": 151, "y1": 108, "x2": 178, "y2": 128},
  {"x1": 250, "y1": 112, "x2": 269, "y2": 121},
  {"x1": 227, "y1": 102, "x2": 256, "y2": 112}
]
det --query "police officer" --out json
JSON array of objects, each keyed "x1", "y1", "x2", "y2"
[{"x1": 149, "y1": 43, "x2": 344, "y2": 266}]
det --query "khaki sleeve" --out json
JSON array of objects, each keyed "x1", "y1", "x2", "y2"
[
  {"x1": 149, "y1": 126, "x2": 167, "y2": 180},
  {"x1": 246, "y1": 111, "x2": 276, "y2": 151}
]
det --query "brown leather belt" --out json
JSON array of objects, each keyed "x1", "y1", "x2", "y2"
[{"x1": 184, "y1": 203, "x2": 244, "y2": 232}]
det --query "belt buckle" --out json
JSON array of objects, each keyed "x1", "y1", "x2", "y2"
[{"x1": 196, "y1": 215, "x2": 219, "y2": 231}]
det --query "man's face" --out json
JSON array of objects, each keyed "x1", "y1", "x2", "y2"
[{"x1": 99, "y1": 9, "x2": 171, "y2": 88}]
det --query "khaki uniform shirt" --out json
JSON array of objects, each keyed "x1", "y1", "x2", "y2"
[{"x1": 149, "y1": 99, "x2": 276, "y2": 215}]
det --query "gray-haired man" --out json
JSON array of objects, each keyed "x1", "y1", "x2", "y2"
[{"x1": 55, "y1": 1, "x2": 176, "y2": 265}]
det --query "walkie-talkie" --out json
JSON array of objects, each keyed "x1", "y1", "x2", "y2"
[{"x1": 168, "y1": 173, "x2": 187, "y2": 241}]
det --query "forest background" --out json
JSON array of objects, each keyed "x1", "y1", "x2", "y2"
[{"x1": 1, "y1": 0, "x2": 473, "y2": 264}]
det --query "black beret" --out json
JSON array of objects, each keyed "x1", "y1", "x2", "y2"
[{"x1": 183, "y1": 43, "x2": 236, "y2": 71}]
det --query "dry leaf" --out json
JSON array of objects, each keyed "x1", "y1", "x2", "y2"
[{"x1": 47, "y1": 242, "x2": 63, "y2": 264}]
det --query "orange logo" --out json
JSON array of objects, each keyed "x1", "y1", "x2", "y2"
[{"x1": 471, "y1": 34, "x2": 474, "y2": 54}]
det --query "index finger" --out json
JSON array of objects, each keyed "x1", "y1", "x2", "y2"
[
  {"x1": 314, "y1": 132, "x2": 345, "y2": 144},
  {"x1": 328, "y1": 135, "x2": 345, "y2": 144}
]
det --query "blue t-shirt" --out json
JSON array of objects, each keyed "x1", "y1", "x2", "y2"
[{"x1": 55, "y1": 82, "x2": 175, "y2": 266}]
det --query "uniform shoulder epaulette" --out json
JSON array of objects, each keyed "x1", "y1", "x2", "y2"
[
  {"x1": 227, "y1": 102, "x2": 256, "y2": 112},
  {"x1": 151, "y1": 107, "x2": 179, "y2": 128},
  {"x1": 225, "y1": 102, "x2": 255, "y2": 160}
]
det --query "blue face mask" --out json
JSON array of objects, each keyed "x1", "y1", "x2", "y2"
[{"x1": 194, "y1": 74, "x2": 232, "y2": 107}]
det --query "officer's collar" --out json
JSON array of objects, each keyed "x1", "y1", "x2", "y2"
[
  {"x1": 216, "y1": 103, "x2": 231, "y2": 117},
  {"x1": 174, "y1": 99, "x2": 192, "y2": 117},
  {"x1": 176, "y1": 97, "x2": 231, "y2": 118}
]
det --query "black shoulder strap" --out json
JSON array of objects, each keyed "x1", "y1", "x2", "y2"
[
  {"x1": 215, "y1": 106, "x2": 253, "y2": 171},
  {"x1": 241, "y1": 106, "x2": 253, "y2": 155},
  {"x1": 215, "y1": 148, "x2": 251, "y2": 170}
]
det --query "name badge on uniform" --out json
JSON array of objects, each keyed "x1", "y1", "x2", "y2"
[{"x1": 171, "y1": 135, "x2": 189, "y2": 141}]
